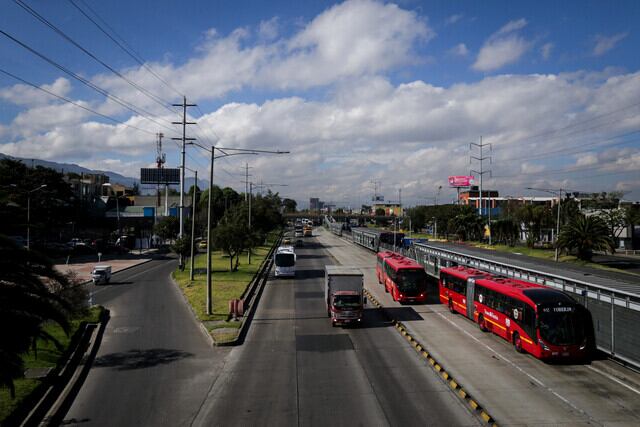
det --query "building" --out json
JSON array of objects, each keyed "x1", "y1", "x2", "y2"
[
  {"x1": 372, "y1": 201, "x2": 402, "y2": 217},
  {"x1": 310, "y1": 197, "x2": 324, "y2": 212},
  {"x1": 66, "y1": 172, "x2": 110, "y2": 199}
]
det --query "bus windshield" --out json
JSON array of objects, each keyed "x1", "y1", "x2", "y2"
[
  {"x1": 333, "y1": 295, "x2": 361, "y2": 309},
  {"x1": 396, "y1": 269, "x2": 427, "y2": 293},
  {"x1": 275, "y1": 253, "x2": 295, "y2": 267},
  {"x1": 538, "y1": 306, "x2": 585, "y2": 346}
]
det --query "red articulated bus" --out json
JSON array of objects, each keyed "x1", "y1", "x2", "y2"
[
  {"x1": 376, "y1": 251, "x2": 428, "y2": 303},
  {"x1": 440, "y1": 266, "x2": 589, "y2": 361}
]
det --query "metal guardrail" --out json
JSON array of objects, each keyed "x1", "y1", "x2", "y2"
[{"x1": 407, "y1": 242, "x2": 640, "y2": 369}]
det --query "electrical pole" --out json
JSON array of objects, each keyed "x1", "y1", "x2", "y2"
[
  {"x1": 190, "y1": 170, "x2": 197, "y2": 281},
  {"x1": 248, "y1": 182, "x2": 252, "y2": 264},
  {"x1": 172, "y1": 96, "x2": 196, "y2": 268},
  {"x1": 471, "y1": 137, "x2": 492, "y2": 242},
  {"x1": 206, "y1": 147, "x2": 214, "y2": 315},
  {"x1": 527, "y1": 187, "x2": 564, "y2": 262}
]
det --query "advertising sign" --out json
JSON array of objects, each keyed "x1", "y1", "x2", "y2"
[
  {"x1": 448, "y1": 175, "x2": 474, "y2": 187},
  {"x1": 140, "y1": 168, "x2": 180, "y2": 184}
]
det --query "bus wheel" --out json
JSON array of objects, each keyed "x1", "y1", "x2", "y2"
[
  {"x1": 448, "y1": 301, "x2": 455, "y2": 314},
  {"x1": 478, "y1": 315, "x2": 488, "y2": 332},
  {"x1": 513, "y1": 333, "x2": 524, "y2": 353}
]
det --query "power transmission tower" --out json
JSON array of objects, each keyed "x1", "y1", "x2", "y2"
[
  {"x1": 470, "y1": 137, "x2": 492, "y2": 241},
  {"x1": 370, "y1": 180, "x2": 382, "y2": 201},
  {"x1": 172, "y1": 96, "x2": 196, "y2": 269}
]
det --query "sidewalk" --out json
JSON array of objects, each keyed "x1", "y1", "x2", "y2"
[{"x1": 54, "y1": 249, "x2": 158, "y2": 282}]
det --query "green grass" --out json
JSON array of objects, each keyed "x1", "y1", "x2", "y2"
[
  {"x1": 173, "y1": 236, "x2": 277, "y2": 328},
  {"x1": 467, "y1": 242, "x2": 639, "y2": 276},
  {"x1": 0, "y1": 306, "x2": 103, "y2": 423}
]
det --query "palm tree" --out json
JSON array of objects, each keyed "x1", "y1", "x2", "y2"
[
  {"x1": 0, "y1": 235, "x2": 70, "y2": 398},
  {"x1": 557, "y1": 214, "x2": 614, "y2": 261}
]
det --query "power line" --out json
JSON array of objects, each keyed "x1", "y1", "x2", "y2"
[
  {"x1": 0, "y1": 29, "x2": 175, "y2": 133},
  {"x1": 0, "y1": 66, "x2": 155, "y2": 135},
  {"x1": 494, "y1": 100, "x2": 640, "y2": 147},
  {"x1": 67, "y1": 0, "x2": 184, "y2": 98},
  {"x1": 13, "y1": 0, "x2": 176, "y2": 114}
]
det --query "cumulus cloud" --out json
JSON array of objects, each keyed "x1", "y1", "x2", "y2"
[
  {"x1": 592, "y1": 32, "x2": 628, "y2": 56},
  {"x1": 449, "y1": 43, "x2": 469, "y2": 57},
  {"x1": 1, "y1": 3, "x2": 639, "y2": 203},
  {"x1": 0, "y1": 78, "x2": 72, "y2": 107},
  {"x1": 473, "y1": 19, "x2": 531, "y2": 72}
]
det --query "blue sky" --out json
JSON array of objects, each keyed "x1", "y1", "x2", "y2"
[{"x1": 1, "y1": 0, "x2": 639, "y2": 205}]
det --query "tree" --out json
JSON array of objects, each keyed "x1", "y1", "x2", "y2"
[
  {"x1": 0, "y1": 236, "x2": 71, "y2": 398},
  {"x1": 170, "y1": 236, "x2": 190, "y2": 265},
  {"x1": 212, "y1": 205, "x2": 250, "y2": 271},
  {"x1": 515, "y1": 204, "x2": 553, "y2": 248},
  {"x1": 557, "y1": 214, "x2": 614, "y2": 261},
  {"x1": 282, "y1": 198, "x2": 297, "y2": 213},
  {"x1": 449, "y1": 207, "x2": 483, "y2": 241},
  {"x1": 154, "y1": 216, "x2": 179, "y2": 240},
  {"x1": 492, "y1": 218, "x2": 520, "y2": 246},
  {"x1": 598, "y1": 208, "x2": 627, "y2": 247}
]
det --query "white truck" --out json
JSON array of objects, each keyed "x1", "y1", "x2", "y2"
[
  {"x1": 91, "y1": 265, "x2": 112, "y2": 285},
  {"x1": 325, "y1": 266, "x2": 366, "y2": 326}
]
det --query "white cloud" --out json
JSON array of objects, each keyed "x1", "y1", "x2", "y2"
[
  {"x1": 258, "y1": 17, "x2": 279, "y2": 41},
  {"x1": 0, "y1": 78, "x2": 72, "y2": 107},
  {"x1": 592, "y1": 32, "x2": 628, "y2": 56},
  {"x1": 473, "y1": 19, "x2": 531, "y2": 72},
  {"x1": 449, "y1": 43, "x2": 469, "y2": 57},
  {"x1": 445, "y1": 14, "x2": 463, "y2": 25},
  {"x1": 540, "y1": 42, "x2": 553, "y2": 60}
]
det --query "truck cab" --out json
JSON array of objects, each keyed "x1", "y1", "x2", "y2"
[
  {"x1": 91, "y1": 265, "x2": 112, "y2": 285},
  {"x1": 325, "y1": 266, "x2": 366, "y2": 326}
]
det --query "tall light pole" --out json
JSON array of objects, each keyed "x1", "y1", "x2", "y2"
[
  {"x1": 191, "y1": 142, "x2": 288, "y2": 315},
  {"x1": 527, "y1": 187, "x2": 564, "y2": 262},
  {"x1": 183, "y1": 168, "x2": 198, "y2": 281},
  {"x1": 12, "y1": 184, "x2": 47, "y2": 250}
]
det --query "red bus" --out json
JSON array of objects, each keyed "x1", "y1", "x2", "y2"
[
  {"x1": 377, "y1": 251, "x2": 428, "y2": 303},
  {"x1": 440, "y1": 266, "x2": 589, "y2": 360}
]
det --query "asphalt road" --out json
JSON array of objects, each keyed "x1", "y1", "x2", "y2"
[
  {"x1": 193, "y1": 238, "x2": 481, "y2": 426},
  {"x1": 62, "y1": 256, "x2": 229, "y2": 426},
  {"x1": 318, "y1": 229, "x2": 640, "y2": 426}
]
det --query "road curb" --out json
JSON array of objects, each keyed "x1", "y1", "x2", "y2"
[
  {"x1": 363, "y1": 288, "x2": 499, "y2": 426},
  {"x1": 18, "y1": 309, "x2": 110, "y2": 427}
]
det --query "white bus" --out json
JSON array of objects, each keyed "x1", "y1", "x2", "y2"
[{"x1": 274, "y1": 246, "x2": 296, "y2": 277}]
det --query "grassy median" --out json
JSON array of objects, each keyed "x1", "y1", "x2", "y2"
[
  {"x1": 173, "y1": 235, "x2": 277, "y2": 343},
  {"x1": 0, "y1": 306, "x2": 103, "y2": 424}
]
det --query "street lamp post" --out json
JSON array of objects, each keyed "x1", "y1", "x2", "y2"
[
  {"x1": 527, "y1": 187, "x2": 563, "y2": 262},
  {"x1": 20, "y1": 184, "x2": 47, "y2": 250},
  {"x1": 192, "y1": 143, "x2": 288, "y2": 315}
]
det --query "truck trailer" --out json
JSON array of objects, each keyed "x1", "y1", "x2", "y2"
[{"x1": 324, "y1": 265, "x2": 366, "y2": 326}]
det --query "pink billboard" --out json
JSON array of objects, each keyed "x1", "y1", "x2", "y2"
[{"x1": 448, "y1": 175, "x2": 474, "y2": 187}]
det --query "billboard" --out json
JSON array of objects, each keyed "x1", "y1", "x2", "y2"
[
  {"x1": 140, "y1": 168, "x2": 180, "y2": 184},
  {"x1": 448, "y1": 175, "x2": 474, "y2": 187}
]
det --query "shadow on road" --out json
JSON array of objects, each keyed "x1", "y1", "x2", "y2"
[
  {"x1": 294, "y1": 269, "x2": 326, "y2": 280},
  {"x1": 94, "y1": 348, "x2": 194, "y2": 370},
  {"x1": 382, "y1": 307, "x2": 424, "y2": 321}
]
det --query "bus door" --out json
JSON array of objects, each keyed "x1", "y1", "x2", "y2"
[{"x1": 466, "y1": 278, "x2": 476, "y2": 319}]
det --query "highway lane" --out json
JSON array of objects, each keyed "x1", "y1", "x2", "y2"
[
  {"x1": 194, "y1": 237, "x2": 481, "y2": 426},
  {"x1": 318, "y1": 228, "x2": 640, "y2": 426},
  {"x1": 63, "y1": 257, "x2": 229, "y2": 426}
]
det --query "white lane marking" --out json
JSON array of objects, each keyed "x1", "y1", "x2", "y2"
[
  {"x1": 90, "y1": 261, "x2": 166, "y2": 295},
  {"x1": 430, "y1": 310, "x2": 601, "y2": 424},
  {"x1": 586, "y1": 365, "x2": 640, "y2": 396}
]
